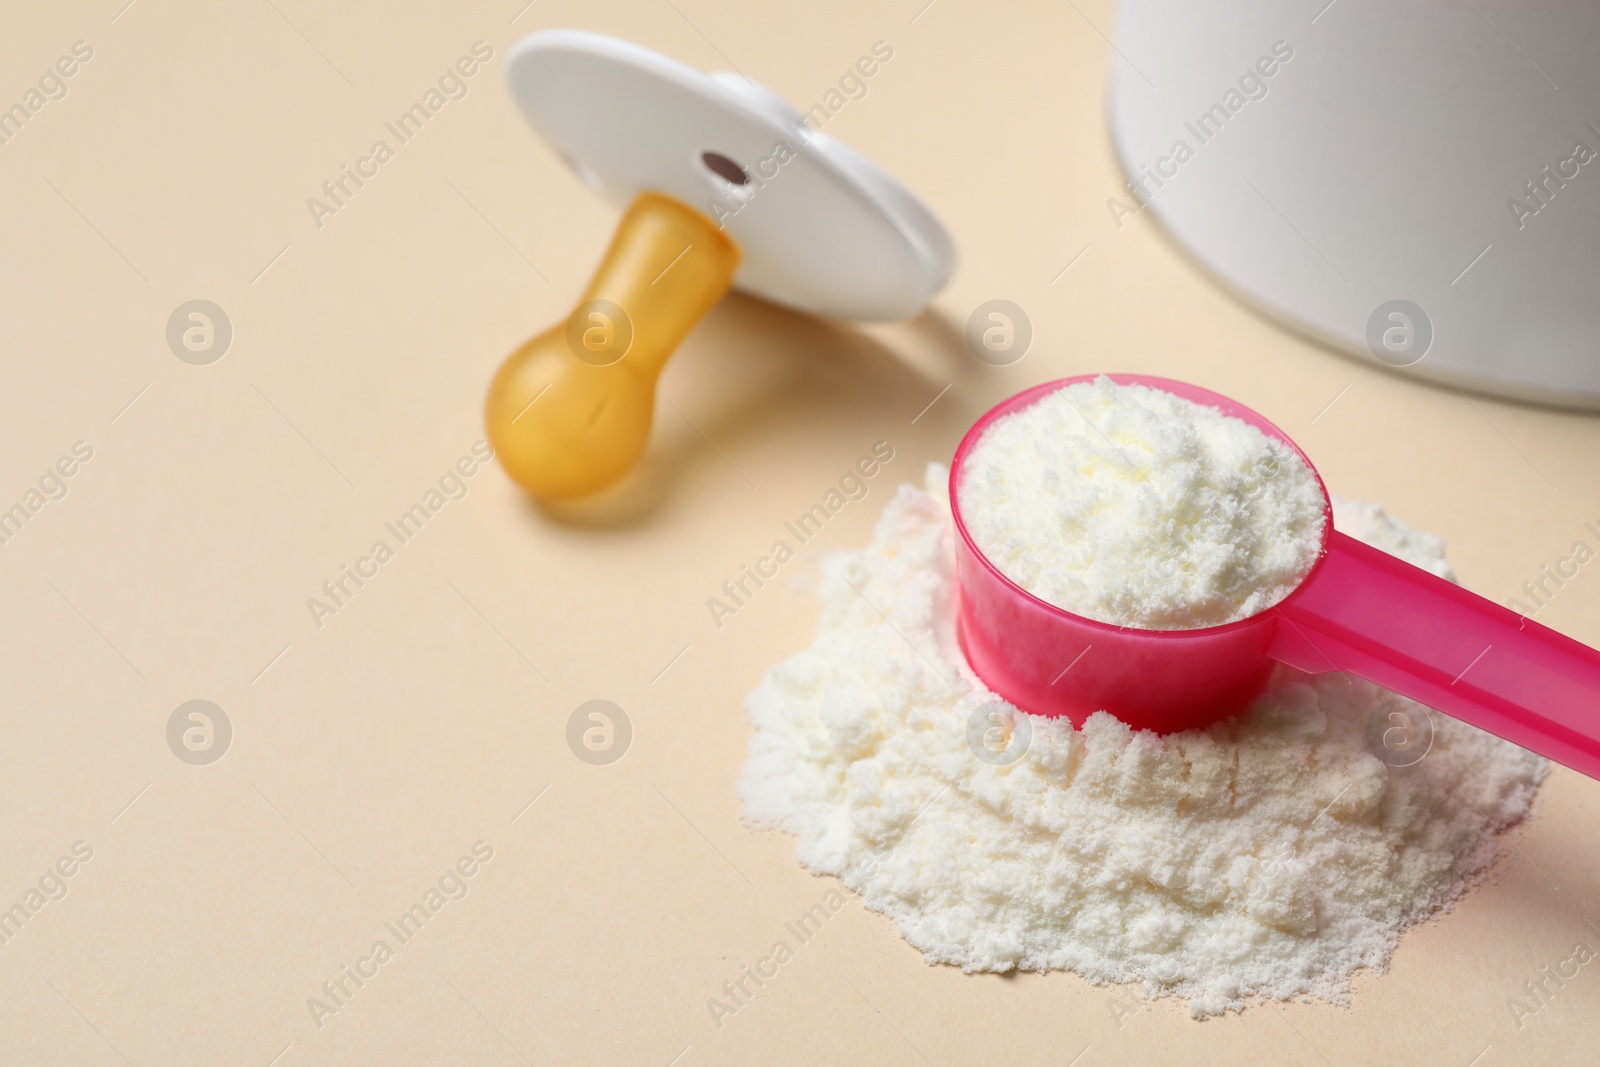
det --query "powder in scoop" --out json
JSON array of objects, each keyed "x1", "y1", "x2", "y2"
[
  {"x1": 741, "y1": 468, "x2": 1546, "y2": 1018},
  {"x1": 957, "y1": 376, "x2": 1327, "y2": 628}
]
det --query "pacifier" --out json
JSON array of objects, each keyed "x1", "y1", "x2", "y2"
[
  {"x1": 950, "y1": 375, "x2": 1600, "y2": 781},
  {"x1": 488, "y1": 30, "x2": 956, "y2": 499}
]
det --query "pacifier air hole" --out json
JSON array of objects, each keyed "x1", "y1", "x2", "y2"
[{"x1": 699, "y1": 151, "x2": 749, "y2": 185}]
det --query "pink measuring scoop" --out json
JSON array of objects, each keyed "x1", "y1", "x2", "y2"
[{"x1": 950, "y1": 374, "x2": 1600, "y2": 780}]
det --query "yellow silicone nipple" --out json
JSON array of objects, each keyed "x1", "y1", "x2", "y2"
[{"x1": 485, "y1": 191, "x2": 742, "y2": 499}]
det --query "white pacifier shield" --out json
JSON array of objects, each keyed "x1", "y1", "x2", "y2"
[{"x1": 506, "y1": 30, "x2": 956, "y2": 322}]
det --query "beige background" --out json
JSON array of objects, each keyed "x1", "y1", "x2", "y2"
[{"x1": 2, "y1": 0, "x2": 1598, "y2": 1063}]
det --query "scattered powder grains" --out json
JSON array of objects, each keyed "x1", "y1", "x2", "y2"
[
  {"x1": 740, "y1": 467, "x2": 1547, "y2": 1017},
  {"x1": 957, "y1": 376, "x2": 1328, "y2": 628}
]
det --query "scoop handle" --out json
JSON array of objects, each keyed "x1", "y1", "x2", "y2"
[{"x1": 1270, "y1": 530, "x2": 1600, "y2": 778}]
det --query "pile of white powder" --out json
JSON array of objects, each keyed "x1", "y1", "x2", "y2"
[
  {"x1": 740, "y1": 466, "x2": 1547, "y2": 1017},
  {"x1": 958, "y1": 376, "x2": 1328, "y2": 628}
]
